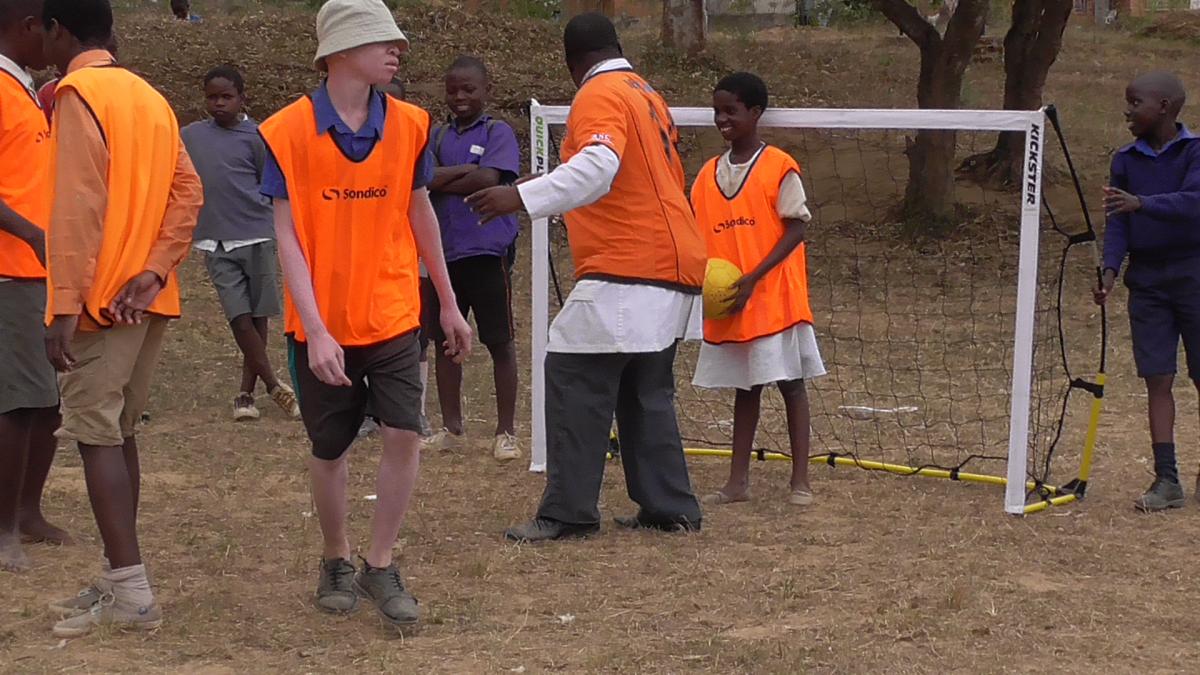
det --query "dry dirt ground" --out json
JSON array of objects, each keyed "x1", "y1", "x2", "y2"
[{"x1": 5, "y1": 3, "x2": 1200, "y2": 673}]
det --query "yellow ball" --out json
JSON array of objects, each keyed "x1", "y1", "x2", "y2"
[{"x1": 703, "y1": 258, "x2": 742, "y2": 320}]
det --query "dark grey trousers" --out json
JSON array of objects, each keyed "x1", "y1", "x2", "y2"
[{"x1": 536, "y1": 343, "x2": 702, "y2": 526}]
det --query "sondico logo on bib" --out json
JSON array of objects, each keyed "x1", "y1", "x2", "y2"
[
  {"x1": 321, "y1": 186, "x2": 389, "y2": 201},
  {"x1": 713, "y1": 216, "x2": 756, "y2": 233}
]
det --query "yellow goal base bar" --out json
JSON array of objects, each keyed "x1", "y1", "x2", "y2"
[
  {"x1": 602, "y1": 370, "x2": 1103, "y2": 515},
  {"x1": 671, "y1": 448, "x2": 1080, "y2": 515}
]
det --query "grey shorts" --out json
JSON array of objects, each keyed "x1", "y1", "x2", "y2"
[
  {"x1": 0, "y1": 279, "x2": 59, "y2": 414},
  {"x1": 204, "y1": 241, "x2": 281, "y2": 322}
]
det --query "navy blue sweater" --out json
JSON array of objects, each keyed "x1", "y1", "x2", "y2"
[{"x1": 1102, "y1": 126, "x2": 1200, "y2": 273}]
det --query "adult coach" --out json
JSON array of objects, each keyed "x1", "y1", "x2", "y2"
[{"x1": 469, "y1": 12, "x2": 705, "y2": 542}]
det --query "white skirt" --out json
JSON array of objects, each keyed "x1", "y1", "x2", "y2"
[{"x1": 692, "y1": 323, "x2": 826, "y2": 390}]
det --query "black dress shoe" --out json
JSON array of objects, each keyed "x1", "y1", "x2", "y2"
[
  {"x1": 613, "y1": 514, "x2": 702, "y2": 533},
  {"x1": 504, "y1": 517, "x2": 600, "y2": 543}
]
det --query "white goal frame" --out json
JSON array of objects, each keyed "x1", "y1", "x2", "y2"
[{"x1": 526, "y1": 101, "x2": 1047, "y2": 515}]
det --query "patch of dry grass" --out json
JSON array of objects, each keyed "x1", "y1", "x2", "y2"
[{"x1": 4, "y1": 4, "x2": 1200, "y2": 673}]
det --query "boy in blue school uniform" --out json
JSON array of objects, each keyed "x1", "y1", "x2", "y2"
[
  {"x1": 1096, "y1": 71, "x2": 1200, "y2": 512},
  {"x1": 423, "y1": 56, "x2": 522, "y2": 462}
]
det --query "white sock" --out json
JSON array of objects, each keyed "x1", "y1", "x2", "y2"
[
  {"x1": 104, "y1": 564, "x2": 155, "y2": 609},
  {"x1": 101, "y1": 556, "x2": 111, "y2": 572},
  {"x1": 419, "y1": 361, "x2": 429, "y2": 417}
]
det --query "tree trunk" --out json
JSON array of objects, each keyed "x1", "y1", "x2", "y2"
[
  {"x1": 661, "y1": 0, "x2": 707, "y2": 55},
  {"x1": 958, "y1": 0, "x2": 1072, "y2": 187},
  {"x1": 874, "y1": 0, "x2": 988, "y2": 227}
]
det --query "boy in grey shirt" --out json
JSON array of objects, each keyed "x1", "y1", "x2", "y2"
[{"x1": 182, "y1": 65, "x2": 298, "y2": 421}]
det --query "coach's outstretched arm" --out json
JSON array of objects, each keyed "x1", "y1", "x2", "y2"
[{"x1": 466, "y1": 144, "x2": 619, "y2": 222}]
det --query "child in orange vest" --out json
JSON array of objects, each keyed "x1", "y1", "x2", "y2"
[
  {"x1": 691, "y1": 72, "x2": 825, "y2": 507},
  {"x1": 0, "y1": 0, "x2": 72, "y2": 574},
  {"x1": 42, "y1": 0, "x2": 203, "y2": 637},
  {"x1": 260, "y1": 0, "x2": 471, "y2": 629}
]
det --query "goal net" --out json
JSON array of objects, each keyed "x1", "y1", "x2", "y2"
[{"x1": 526, "y1": 102, "x2": 1106, "y2": 515}]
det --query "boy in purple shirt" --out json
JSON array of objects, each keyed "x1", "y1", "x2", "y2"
[
  {"x1": 1096, "y1": 71, "x2": 1200, "y2": 512},
  {"x1": 423, "y1": 56, "x2": 521, "y2": 461}
]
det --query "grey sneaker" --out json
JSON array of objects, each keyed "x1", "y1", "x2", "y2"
[
  {"x1": 1135, "y1": 478, "x2": 1186, "y2": 512},
  {"x1": 315, "y1": 558, "x2": 359, "y2": 614},
  {"x1": 357, "y1": 418, "x2": 380, "y2": 439},
  {"x1": 48, "y1": 583, "x2": 104, "y2": 617},
  {"x1": 353, "y1": 559, "x2": 419, "y2": 628}
]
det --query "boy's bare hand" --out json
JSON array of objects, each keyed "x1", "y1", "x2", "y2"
[
  {"x1": 1094, "y1": 269, "x2": 1117, "y2": 306},
  {"x1": 466, "y1": 186, "x2": 523, "y2": 224},
  {"x1": 439, "y1": 306, "x2": 473, "y2": 365},
  {"x1": 1103, "y1": 186, "x2": 1142, "y2": 215},
  {"x1": 44, "y1": 315, "x2": 79, "y2": 372},
  {"x1": 307, "y1": 330, "x2": 352, "y2": 387},
  {"x1": 108, "y1": 271, "x2": 165, "y2": 325}
]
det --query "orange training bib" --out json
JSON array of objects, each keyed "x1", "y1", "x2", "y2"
[
  {"x1": 559, "y1": 69, "x2": 705, "y2": 291},
  {"x1": 260, "y1": 95, "x2": 428, "y2": 346},
  {"x1": 51, "y1": 64, "x2": 182, "y2": 325},
  {"x1": 691, "y1": 145, "x2": 813, "y2": 344},
  {"x1": 0, "y1": 71, "x2": 51, "y2": 279}
]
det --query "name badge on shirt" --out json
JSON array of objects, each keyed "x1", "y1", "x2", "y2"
[{"x1": 469, "y1": 144, "x2": 486, "y2": 156}]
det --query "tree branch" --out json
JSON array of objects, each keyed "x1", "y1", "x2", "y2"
[
  {"x1": 873, "y1": 0, "x2": 940, "y2": 50},
  {"x1": 940, "y1": 0, "x2": 989, "y2": 73},
  {"x1": 1028, "y1": 0, "x2": 1073, "y2": 72}
]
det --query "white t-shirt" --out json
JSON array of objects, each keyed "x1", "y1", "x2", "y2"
[{"x1": 716, "y1": 146, "x2": 812, "y2": 222}]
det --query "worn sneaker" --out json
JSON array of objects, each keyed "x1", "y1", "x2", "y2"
[
  {"x1": 47, "y1": 583, "x2": 104, "y2": 617},
  {"x1": 493, "y1": 433, "x2": 521, "y2": 461},
  {"x1": 422, "y1": 428, "x2": 462, "y2": 452},
  {"x1": 270, "y1": 383, "x2": 301, "y2": 419},
  {"x1": 353, "y1": 559, "x2": 419, "y2": 628},
  {"x1": 233, "y1": 393, "x2": 259, "y2": 422},
  {"x1": 52, "y1": 594, "x2": 162, "y2": 638},
  {"x1": 1135, "y1": 477, "x2": 1186, "y2": 513},
  {"x1": 315, "y1": 558, "x2": 359, "y2": 614}
]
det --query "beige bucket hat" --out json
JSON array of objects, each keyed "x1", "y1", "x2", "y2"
[{"x1": 314, "y1": 0, "x2": 409, "y2": 70}]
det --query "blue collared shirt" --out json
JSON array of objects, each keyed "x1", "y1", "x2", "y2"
[
  {"x1": 1124, "y1": 124, "x2": 1197, "y2": 159},
  {"x1": 1102, "y1": 124, "x2": 1200, "y2": 272},
  {"x1": 261, "y1": 82, "x2": 433, "y2": 200}
]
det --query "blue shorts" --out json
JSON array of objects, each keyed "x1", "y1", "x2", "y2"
[{"x1": 1125, "y1": 257, "x2": 1200, "y2": 380}]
